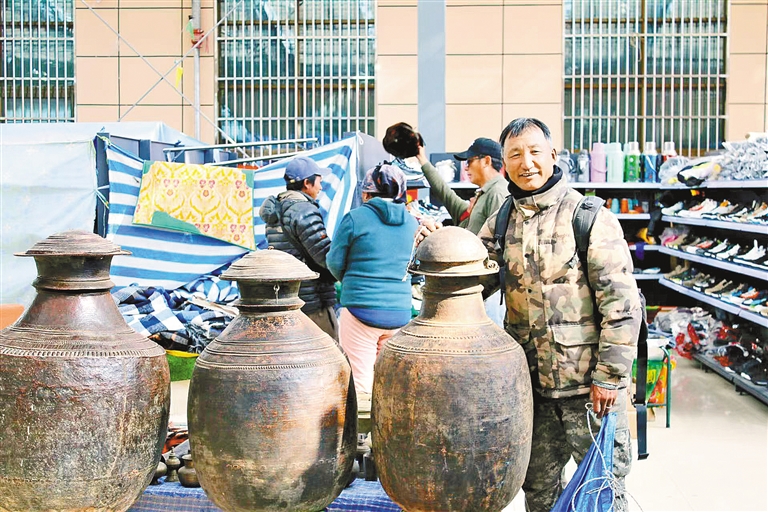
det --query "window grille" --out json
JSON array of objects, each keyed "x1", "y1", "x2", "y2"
[
  {"x1": 564, "y1": 0, "x2": 727, "y2": 156},
  {"x1": 0, "y1": 0, "x2": 75, "y2": 122},
  {"x1": 217, "y1": 0, "x2": 375, "y2": 146}
]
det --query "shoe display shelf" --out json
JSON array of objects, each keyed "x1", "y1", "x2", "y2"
[
  {"x1": 693, "y1": 350, "x2": 768, "y2": 407},
  {"x1": 658, "y1": 278, "x2": 768, "y2": 329},
  {"x1": 658, "y1": 246, "x2": 768, "y2": 282},
  {"x1": 660, "y1": 215, "x2": 768, "y2": 236}
]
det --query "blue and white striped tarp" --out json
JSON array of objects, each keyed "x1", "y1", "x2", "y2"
[
  {"x1": 106, "y1": 145, "x2": 248, "y2": 290},
  {"x1": 252, "y1": 135, "x2": 359, "y2": 241},
  {"x1": 106, "y1": 135, "x2": 358, "y2": 290}
]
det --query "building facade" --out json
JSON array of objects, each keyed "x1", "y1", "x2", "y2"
[{"x1": 2, "y1": 0, "x2": 767, "y2": 154}]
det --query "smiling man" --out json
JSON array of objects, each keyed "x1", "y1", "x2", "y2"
[
  {"x1": 477, "y1": 118, "x2": 643, "y2": 512},
  {"x1": 416, "y1": 137, "x2": 508, "y2": 235}
]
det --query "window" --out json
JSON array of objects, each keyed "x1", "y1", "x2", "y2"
[
  {"x1": 217, "y1": 0, "x2": 375, "y2": 145},
  {"x1": 564, "y1": 0, "x2": 727, "y2": 156},
  {"x1": 0, "y1": 0, "x2": 75, "y2": 122}
]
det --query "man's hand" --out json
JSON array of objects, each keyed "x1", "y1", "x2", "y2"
[
  {"x1": 416, "y1": 143, "x2": 429, "y2": 166},
  {"x1": 590, "y1": 384, "x2": 618, "y2": 419},
  {"x1": 415, "y1": 218, "x2": 441, "y2": 245}
]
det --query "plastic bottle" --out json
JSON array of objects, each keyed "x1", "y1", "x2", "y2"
[
  {"x1": 590, "y1": 142, "x2": 607, "y2": 182},
  {"x1": 642, "y1": 141, "x2": 658, "y2": 183},
  {"x1": 624, "y1": 141, "x2": 641, "y2": 182},
  {"x1": 606, "y1": 143, "x2": 624, "y2": 183},
  {"x1": 577, "y1": 150, "x2": 590, "y2": 182},
  {"x1": 662, "y1": 141, "x2": 677, "y2": 163}
]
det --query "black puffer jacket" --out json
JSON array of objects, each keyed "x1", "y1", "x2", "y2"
[{"x1": 259, "y1": 190, "x2": 337, "y2": 313}]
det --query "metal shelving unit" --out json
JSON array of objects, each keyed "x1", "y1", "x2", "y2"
[
  {"x1": 570, "y1": 179, "x2": 768, "y2": 190},
  {"x1": 629, "y1": 245, "x2": 660, "y2": 251},
  {"x1": 616, "y1": 213, "x2": 651, "y2": 220},
  {"x1": 693, "y1": 352, "x2": 768, "y2": 406},
  {"x1": 659, "y1": 278, "x2": 768, "y2": 329},
  {"x1": 569, "y1": 182, "x2": 660, "y2": 189},
  {"x1": 658, "y1": 246, "x2": 768, "y2": 282},
  {"x1": 634, "y1": 274, "x2": 662, "y2": 281},
  {"x1": 661, "y1": 215, "x2": 768, "y2": 236}
]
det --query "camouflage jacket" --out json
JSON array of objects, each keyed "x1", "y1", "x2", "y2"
[{"x1": 478, "y1": 178, "x2": 642, "y2": 398}]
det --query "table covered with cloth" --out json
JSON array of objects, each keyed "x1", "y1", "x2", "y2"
[{"x1": 128, "y1": 478, "x2": 401, "y2": 511}]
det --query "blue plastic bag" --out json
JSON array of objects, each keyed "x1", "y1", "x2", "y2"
[{"x1": 551, "y1": 411, "x2": 617, "y2": 512}]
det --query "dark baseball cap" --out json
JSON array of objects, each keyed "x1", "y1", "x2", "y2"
[
  {"x1": 284, "y1": 156, "x2": 332, "y2": 184},
  {"x1": 453, "y1": 137, "x2": 502, "y2": 161}
]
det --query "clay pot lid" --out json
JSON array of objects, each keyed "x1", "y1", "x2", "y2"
[
  {"x1": 221, "y1": 248, "x2": 319, "y2": 283},
  {"x1": 16, "y1": 230, "x2": 131, "y2": 257},
  {"x1": 410, "y1": 226, "x2": 498, "y2": 277}
]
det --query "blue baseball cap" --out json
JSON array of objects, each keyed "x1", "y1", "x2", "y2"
[
  {"x1": 284, "y1": 156, "x2": 332, "y2": 184},
  {"x1": 453, "y1": 137, "x2": 502, "y2": 161}
]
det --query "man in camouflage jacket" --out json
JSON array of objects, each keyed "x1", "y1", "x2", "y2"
[
  {"x1": 477, "y1": 118, "x2": 642, "y2": 512},
  {"x1": 259, "y1": 157, "x2": 338, "y2": 340}
]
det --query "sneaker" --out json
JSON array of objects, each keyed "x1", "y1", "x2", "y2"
[
  {"x1": 716, "y1": 243, "x2": 742, "y2": 260},
  {"x1": 661, "y1": 201, "x2": 684, "y2": 215},
  {"x1": 705, "y1": 279, "x2": 733, "y2": 295},
  {"x1": 705, "y1": 239, "x2": 730, "y2": 255}
]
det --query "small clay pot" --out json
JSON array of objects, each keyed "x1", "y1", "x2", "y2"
[
  {"x1": 151, "y1": 461, "x2": 167, "y2": 485},
  {"x1": 178, "y1": 454, "x2": 200, "y2": 488},
  {"x1": 164, "y1": 452, "x2": 181, "y2": 483}
]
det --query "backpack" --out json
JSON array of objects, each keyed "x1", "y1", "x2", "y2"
[{"x1": 493, "y1": 195, "x2": 650, "y2": 460}]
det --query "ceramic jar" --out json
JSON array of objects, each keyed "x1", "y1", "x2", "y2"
[
  {"x1": 188, "y1": 249, "x2": 356, "y2": 512},
  {"x1": 0, "y1": 231, "x2": 170, "y2": 511}
]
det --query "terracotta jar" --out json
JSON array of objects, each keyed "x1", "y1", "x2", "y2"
[
  {"x1": 0, "y1": 231, "x2": 170, "y2": 511},
  {"x1": 188, "y1": 249, "x2": 356, "y2": 512},
  {"x1": 372, "y1": 226, "x2": 533, "y2": 512}
]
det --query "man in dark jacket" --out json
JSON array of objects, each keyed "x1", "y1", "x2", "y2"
[{"x1": 259, "y1": 156, "x2": 339, "y2": 340}]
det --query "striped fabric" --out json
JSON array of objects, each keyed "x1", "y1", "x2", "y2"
[
  {"x1": 107, "y1": 135, "x2": 358, "y2": 290},
  {"x1": 106, "y1": 145, "x2": 248, "y2": 290},
  {"x1": 252, "y1": 135, "x2": 359, "y2": 241}
]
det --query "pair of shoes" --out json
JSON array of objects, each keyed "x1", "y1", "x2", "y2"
[
  {"x1": 716, "y1": 243, "x2": 742, "y2": 260},
  {"x1": 667, "y1": 267, "x2": 698, "y2": 283},
  {"x1": 678, "y1": 198, "x2": 719, "y2": 218},
  {"x1": 732, "y1": 241, "x2": 767, "y2": 266},
  {"x1": 704, "y1": 279, "x2": 733, "y2": 296}
]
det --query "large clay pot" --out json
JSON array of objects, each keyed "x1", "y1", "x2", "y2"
[
  {"x1": 188, "y1": 249, "x2": 356, "y2": 512},
  {"x1": 372, "y1": 226, "x2": 533, "y2": 512},
  {"x1": 0, "y1": 231, "x2": 170, "y2": 511}
]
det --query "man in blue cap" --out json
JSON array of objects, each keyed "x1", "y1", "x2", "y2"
[
  {"x1": 416, "y1": 137, "x2": 509, "y2": 235},
  {"x1": 259, "y1": 156, "x2": 339, "y2": 339}
]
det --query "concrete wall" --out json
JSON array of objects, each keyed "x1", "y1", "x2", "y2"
[{"x1": 727, "y1": 0, "x2": 768, "y2": 139}]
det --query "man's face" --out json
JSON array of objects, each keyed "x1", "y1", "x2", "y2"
[
  {"x1": 465, "y1": 155, "x2": 487, "y2": 187},
  {"x1": 503, "y1": 127, "x2": 557, "y2": 192},
  {"x1": 304, "y1": 175, "x2": 323, "y2": 199}
]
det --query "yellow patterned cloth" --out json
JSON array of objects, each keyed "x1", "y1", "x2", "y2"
[{"x1": 133, "y1": 161, "x2": 256, "y2": 250}]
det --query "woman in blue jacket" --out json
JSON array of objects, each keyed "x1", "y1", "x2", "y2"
[{"x1": 327, "y1": 163, "x2": 418, "y2": 397}]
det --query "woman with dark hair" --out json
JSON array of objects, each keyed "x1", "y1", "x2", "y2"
[{"x1": 327, "y1": 163, "x2": 418, "y2": 398}]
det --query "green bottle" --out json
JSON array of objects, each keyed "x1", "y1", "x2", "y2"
[{"x1": 624, "y1": 141, "x2": 641, "y2": 182}]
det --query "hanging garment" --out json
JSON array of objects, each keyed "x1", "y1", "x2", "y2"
[
  {"x1": 551, "y1": 411, "x2": 618, "y2": 512},
  {"x1": 133, "y1": 161, "x2": 256, "y2": 250}
]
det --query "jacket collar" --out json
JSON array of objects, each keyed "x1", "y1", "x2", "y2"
[
  {"x1": 512, "y1": 173, "x2": 567, "y2": 218},
  {"x1": 480, "y1": 174, "x2": 505, "y2": 194},
  {"x1": 278, "y1": 189, "x2": 316, "y2": 205}
]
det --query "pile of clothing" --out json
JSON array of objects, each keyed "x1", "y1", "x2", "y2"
[{"x1": 112, "y1": 273, "x2": 239, "y2": 353}]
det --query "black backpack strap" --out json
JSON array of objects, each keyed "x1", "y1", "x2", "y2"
[
  {"x1": 573, "y1": 194, "x2": 649, "y2": 460},
  {"x1": 635, "y1": 298, "x2": 650, "y2": 460},
  {"x1": 572, "y1": 195, "x2": 605, "y2": 270},
  {"x1": 494, "y1": 196, "x2": 514, "y2": 305}
]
